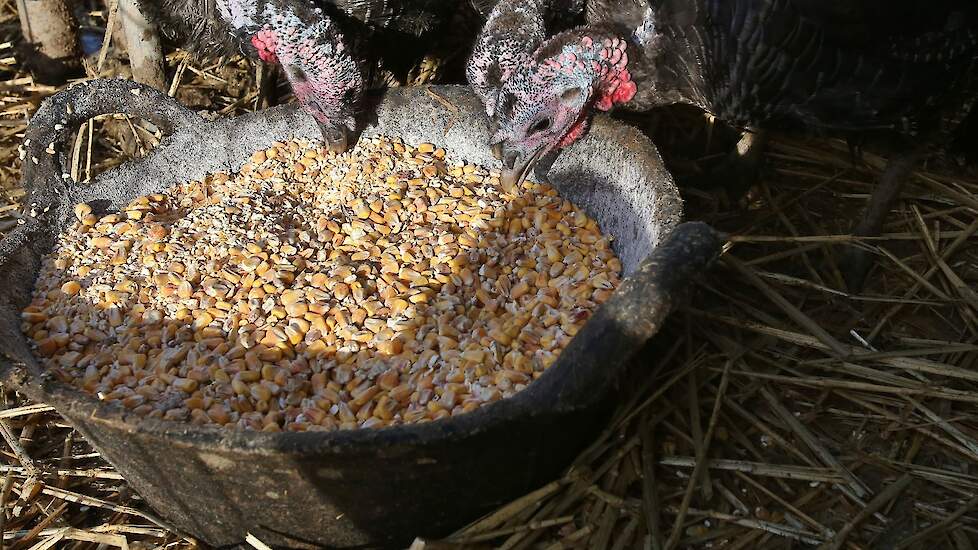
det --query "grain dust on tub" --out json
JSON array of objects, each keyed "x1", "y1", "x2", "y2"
[
  {"x1": 198, "y1": 452, "x2": 234, "y2": 471},
  {"x1": 22, "y1": 136, "x2": 623, "y2": 432}
]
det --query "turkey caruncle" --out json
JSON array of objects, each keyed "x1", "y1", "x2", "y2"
[
  {"x1": 139, "y1": 0, "x2": 486, "y2": 152},
  {"x1": 469, "y1": 0, "x2": 978, "y2": 290}
]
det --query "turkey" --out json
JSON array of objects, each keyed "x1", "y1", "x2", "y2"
[
  {"x1": 470, "y1": 0, "x2": 978, "y2": 289},
  {"x1": 139, "y1": 0, "x2": 478, "y2": 152}
]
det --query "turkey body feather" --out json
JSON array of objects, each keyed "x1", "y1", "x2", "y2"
[
  {"x1": 137, "y1": 0, "x2": 472, "y2": 60},
  {"x1": 615, "y1": 0, "x2": 978, "y2": 136},
  {"x1": 137, "y1": 0, "x2": 240, "y2": 59}
]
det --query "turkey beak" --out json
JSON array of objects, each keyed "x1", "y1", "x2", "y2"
[
  {"x1": 319, "y1": 122, "x2": 350, "y2": 154},
  {"x1": 499, "y1": 147, "x2": 542, "y2": 195}
]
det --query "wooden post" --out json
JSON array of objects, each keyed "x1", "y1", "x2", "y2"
[
  {"x1": 118, "y1": 0, "x2": 166, "y2": 90},
  {"x1": 16, "y1": 0, "x2": 81, "y2": 84}
]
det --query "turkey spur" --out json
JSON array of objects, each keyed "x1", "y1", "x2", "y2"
[
  {"x1": 139, "y1": 0, "x2": 469, "y2": 152},
  {"x1": 471, "y1": 0, "x2": 978, "y2": 289}
]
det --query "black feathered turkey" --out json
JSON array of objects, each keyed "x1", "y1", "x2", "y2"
[
  {"x1": 470, "y1": 0, "x2": 978, "y2": 289},
  {"x1": 139, "y1": 0, "x2": 481, "y2": 151}
]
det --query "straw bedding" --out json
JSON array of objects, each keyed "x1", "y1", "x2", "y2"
[{"x1": 0, "y1": 2, "x2": 977, "y2": 548}]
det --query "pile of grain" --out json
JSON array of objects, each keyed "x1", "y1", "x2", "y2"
[{"x1": 21, "y1": 136, "x2": 621, "y2": 432}]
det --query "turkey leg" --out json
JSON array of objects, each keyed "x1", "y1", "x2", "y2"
[
  {"x1": 257, "y1": 63, "x2": 278, "y2": 111},
  {"x1": 840, "y1": 148, "x2": 925, "y2": 292},
  {"x1": 727, "y1": 129, "x2": 768, "y2": 200},
  {"x1": 688, "y1": 129, "x2": 769, "y2": 207}
]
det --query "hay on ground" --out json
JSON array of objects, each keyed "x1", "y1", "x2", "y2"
[{"x1": 1, "y1": 3, "x2": 977, "y2": 549}]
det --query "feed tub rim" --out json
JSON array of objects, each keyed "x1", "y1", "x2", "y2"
[{"x1": 0, "y1": 80, "x2": 712, "y2": 457}]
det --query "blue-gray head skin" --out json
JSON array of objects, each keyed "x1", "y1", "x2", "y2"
[
  {"x1": 222, "y1": 0, "x2": 363, "y2": 152},
  {"x1": 490, "y1": 29, "x2": 638, "y2": 191}
]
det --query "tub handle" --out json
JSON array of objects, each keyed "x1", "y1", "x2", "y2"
[
  {"x1": 19, "y1": 79, "x2": 204, "y2": 205},
  {"x1": 611, "y1": 221, "x2": 723, "y2": 337}
]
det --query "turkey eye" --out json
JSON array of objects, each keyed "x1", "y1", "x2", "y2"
[
  {"x1": 288, "y1": 66, "x2": 307, "y2": 82},
  {"x1": 529, "y1": 117, "x2": 552, "y2": 135},
  {"x1": 500, "y1": 93, "x2": 516, "y2": 116}
]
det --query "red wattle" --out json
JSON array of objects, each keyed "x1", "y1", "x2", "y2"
[
  {"x1": 613, "y1": 80, "x2": 637, "y2": 104},
  {"x1": 559, "y1": 115, "x2": 590, "y2": 148},
  {"x1": 251, "y1": 31, "x2": 279, "y2": 64}
]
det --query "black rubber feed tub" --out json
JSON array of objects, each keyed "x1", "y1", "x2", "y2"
[{"x1": 0, "y1": 80, "x2": 720, "y2": 548}]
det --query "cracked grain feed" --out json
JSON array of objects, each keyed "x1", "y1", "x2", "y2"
[{"x1": 22, "y1": 136, "x2": 622, "y2": 432}]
